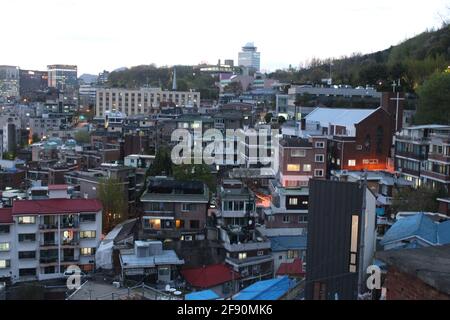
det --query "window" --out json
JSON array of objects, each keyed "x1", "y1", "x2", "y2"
[
  {"x1": 18, "y1": 234, "x2": 36, "y2": 242},
  {"x1": 282, "y1": 215, "x2": 290, "y2": 223},
  {"x1": 298, "y1": 215, "x2": 308, "y2": 223},
  {"x1": 287, "y1": 250, "x2": 299, "y2": 259},
  {"x1": 18, "y1": 216, "x2": 36, "y2": 224},
  {"x1": 314, "y1": 169, "x2": 324, "y2": 177},
  {"x1": 19, "y1": 268, "x2": 36, "y2": 276},
  {"x1": 175, "y1": 220, "x2": 184, "y2": 229},
  {"x1": 189, "y1": 220, "x2": 200, "y2": 229},
  {"x1": 257, "y1": 250, "x2": 264, "y2": 256},
  {"x1": 315, "y1": 141, "x2": 325, "y2": 148},
  {"x1": 303, "y1": 164, "x2": 311, "y2": 172},
  {"x1": 348, "y1": 160, "x2": 356, "y2": 167},
  {"x1": 349, "y1": 215, "x2": 359, "y2": 273},
  {"x1": 287, "y1": 164, "x2": 300, "y2": 172},
  {"x1": 19, "y1": 251, "x2": 36, "y2": 259},
  {"x1": 181, "y1": 203, "x2": 191, "y2": 212},
  {"x1": 0, "y1": 259, "x2": 10, "y2": 269},
  {"x1": 80, "y1": 231, "x2": 96, "y2": 239},
  {"x1": 291, "y1": 149, "x2": 306, "y2": 157},
  {"x1": 0, "y1": 242, "x2": 10, "y2": 251},
  {"x1": 315, "y1": 154, "x2": 324, "y2": 163},
  {"x1": 0, "y1": 225, "x2": 9, "y2": 234},
  {"x1": 158, "y1": 267, "x2": 170, "y2": 276},
  {"x1": 238, "y1": 252, "x2": 247, "y2": 260},
  {"x1": 288, "y1": 198, "x2": 298, "y2": 205},
  {"x1": 80, "y1": 214, "x2": 96, "y2": 222},
  {"x1": 81, "y1": 248, "x2": 96, "y2": 256}
]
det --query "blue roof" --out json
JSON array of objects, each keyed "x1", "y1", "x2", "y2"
[
  {"x1": 233, "y1": 276, "x2": 295, "y2": 300},
  {"x1": 185, "y1": 290, "x2": 220, "y2": 300},
  {"x1": 380, "y1": 213, "x2": 450, "y2": 247},
  {"x1": 438, "y1": 221, "x2": 450, "y2": 244},
  {"x1": 269, "y1": 236, "x2": 307, "y2": 252}
]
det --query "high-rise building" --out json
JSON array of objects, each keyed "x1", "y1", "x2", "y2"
[
  {"x1": 47, "y1": 64, "x2": 78, "y2": 106},
  {"x1": 19, "y1": 69, "x2": 48, "y2": 102},
  {"x1": 238, "y1": 42, "x2": 261, "y2": 72},
  {"x1": 0, "y1": 66, "x2": 20, "y2": 102}
]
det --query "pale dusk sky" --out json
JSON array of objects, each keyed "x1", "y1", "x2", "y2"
[{"x1": 1, "y1": 0, "x2": 449, "y2": 74}]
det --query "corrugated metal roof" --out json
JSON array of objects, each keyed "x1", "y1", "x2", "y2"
[
  {"x1": 233, "y1": 276, "x2": 295, "y2": 300},
  {"x1": 185, "y1": 290, "x2": 220, "y2": 300},
  {"x1": 306, "y1": 107, "x2": 378, "y2": 129}
]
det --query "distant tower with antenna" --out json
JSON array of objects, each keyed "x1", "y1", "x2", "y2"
[{"x1": 172, "y1": 66, "x2": 177, "y2": 91}]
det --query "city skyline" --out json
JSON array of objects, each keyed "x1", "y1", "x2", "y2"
[{"x1": 2, "y1": 0, "x2": 448, "y2": 75}]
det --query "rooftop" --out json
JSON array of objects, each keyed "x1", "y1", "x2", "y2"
[
  {"x1": 280, "y1": 137, "x2": 313, "y2": 148},
  {"x1": 0, "y1": 208, "x2": 13, "y2": 224},
  {"x1": 270, "y1": 235, "x2": 308, "y2": 252},
  {"x1": 185, "y1": 290, "x2": 220, "y2": 300},
  {"x1": 12, "y1": 199, "x2": 102, "y2": 215},
  {"x1": 120, "y1": 250, "x2": 184, "y2": 268},
  {"x1": 376, "y1": 245, "x2": 450, "y2": 295},
  {"x1": 141, "y1": 178, "x2": 209, "y2": 203},
  {"x1": 181, "y1": 264, "x2": 240, "y2": 289},
  {"x1": 233, "y1": 276, "x2": 295, "y2": 300},
  {"x1": 276, "y1": 258, "x2": 305, "y2": 277}
]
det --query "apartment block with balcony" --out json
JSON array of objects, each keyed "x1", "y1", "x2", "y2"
[
  {"x1": 0, "y1": 191, "x2": 102, "y2": 284},
  {"x1": 140, "y1": 177, "x2": 209, "y2": 241},
  {"x1": 394, "y1": 125, "x2": 450, "y2": 193}
]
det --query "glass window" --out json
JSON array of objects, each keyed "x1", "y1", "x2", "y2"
[
  {"x1": 303, "y1": 164, "x2": 312, "y2": 172},
  {"x1": 314, "y1": 169, "x2": 324, "y2": 177},
  {"x1": 348, "y1": 160, "x2": 356, "y2": 167},
  {"x1": 283, "y1": 215, "x2": 290, "y2": 223},
  {"x1": 289, "y1": 198, "x2": 298, "y2": 205},
  {"x1": 81, "y1": 248, "x2": 96, "y2": 256},
  {"x1": 0, "y1": 260, "x2": 11, "y2": 269},
  {"x1": 238, "y1": 252, "x2": 247, "y2": 260},
  {"x1": 80, "y1": 231, "x2": 96, "y2": 239},
  {"x1": 19, "y1": 251, "x2": 36, "y2": 259},
  {"x1": 315, "y1": 142, "x2": 325, "y2": 148},
  {"x1": 18, "y1": 234, "x2": 36, "y2": 242},
  {"x1": 0, "y1": 242, "x2": 10, "y2": 251},
  {"x1": 287, "y1": 164, "x2": 300, "y2": 172},
  {"x1": 291, "y1": 149, "x2": 306, "y2": 157},
  {"x1": 315, "y1": 154, "x2": 324, "y2": 163},
  {"x1": 18, "y1": 216, "x2": 36, "y2": 224}
]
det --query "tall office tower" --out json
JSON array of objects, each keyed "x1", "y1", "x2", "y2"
[
  {"x1": 47, "y1": 64, "x2": 79, "y2": 107},
  {"x1": 238, "y1": 42, "x2": 261, "y2": 72}
]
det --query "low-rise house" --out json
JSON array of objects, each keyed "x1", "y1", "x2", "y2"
[
  {"x1": 181, "y1": 263, "x2": 240, "y2": 299},
  {"x1": 380, "y1": 213, "x2": 450, "y2": 250},
  {"x1": 140, "y1": 177, "x2": 209, "y2": 242},
  {"x1": 119, "y1": 240, "x2": 184, "y2": 284},
  {"x1": 269, "y1": 235, "x2": 307, "y2": 274},
  {"x1": 376, "y1": 245, "x2": 450, "y2": 300}
]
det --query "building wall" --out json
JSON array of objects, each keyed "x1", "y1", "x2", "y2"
[{"x1": 384, "y1": 266, "x2": 450, "y2": 300}]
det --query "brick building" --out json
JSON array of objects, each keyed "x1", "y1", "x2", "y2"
[{"x1": 377, "y1": 245, "x2": 450, "y2": 300}]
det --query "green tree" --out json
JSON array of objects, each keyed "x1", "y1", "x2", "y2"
[
  {"x1": 74, "y1": 130, "x2": 91, "y2": 144},
  {"x1": 415, "y1": 72, "x2": 450, "y2": 125},
  {"x1": 172, "y1": 163, "x2": 215, "y2": 193},
  {"x1": 97, "y1": 177, "x2": 127, "y2": 233},
  {"x1": 391, "y1": 186, "x2": 442, "y2": 214},
  {"x1": 146, "y1": 146, "x2": 173, "y2": 177},
  {"x1": 32, "y1": 133, "x2": 40, "y2": 143}
]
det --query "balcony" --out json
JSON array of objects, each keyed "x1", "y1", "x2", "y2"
[
  {"x1": 39, "y1": 224, "x2": 58, "y2": 231},
  {"x1": 40, "y1": 256, "x2": 58, "y2": 265},
  {"x1": 40, "y1": 241, "x2": 58, "y2": 248},
  {"x1": 61, "y1": 240, "x2": 79, "y2": 247}
]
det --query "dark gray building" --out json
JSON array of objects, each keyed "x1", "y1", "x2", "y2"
[{"x1": 305, "y1": 179, "x2": 377, "y2": 300}]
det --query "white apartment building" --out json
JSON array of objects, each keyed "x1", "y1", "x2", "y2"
[
  {"x1": 0, "y1": 187, "x2": 102, "y2": 283},
  {"x1": 95, "y1": 88, "x2": 200, "y2": 117}
]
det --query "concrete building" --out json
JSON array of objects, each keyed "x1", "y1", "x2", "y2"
[
  {"x1": 0, "y1": 188, "x2": 102, "y2": 284},
  {"x1": 19, "y1": 69, "x2": 48, "y2": 102},
  {"x1": 0, "y1": 66, "x2": 20, "y2": 102},
  {"x1": 47, "y1": 65, "x2": 78, "y2": 106},
  {"x1": 238, "y1": 43, "x2": 261, "y2": 72},
  {"x1": 394, "y1": 125, "x2": 450, "y2": 192},
  {"x1": 95, "y1": 88, "x2": 200, "y2": 117}
]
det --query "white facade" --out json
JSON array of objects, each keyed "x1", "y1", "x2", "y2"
[
  {"x1": 238, "y1": 43, "x2": 261, "y2": 72},
  {"x1": 96, "y1": 88, "x2": 201, "y2": 117},
  {"x1": 0, "y1": 203, "x2": 102, "y2": 283}
]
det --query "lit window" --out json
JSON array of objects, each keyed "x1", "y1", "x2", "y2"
[
  {"x1": 289, "y1": 198, "x2": 298, "y2": 205},
  {"x1": 80, "y1": 231, "x2": 96, "y2": 239},
  {"x1": 18, "y1": 216, "x2": 36, "y2": 224},
  {"x1": 348, "y1": 160, "x2": 356, "y2": 167},
  {"x1": 303, "y1": 164, "x2": 312, "y2": 172},
  {"x1": 238, "y1": 252, "x2": 247, "y2": 260},
  {"x1": 0, "y1": 242, "x2": 10, "y2": 251},
  {"x1": 0, "y1": 259, "x2": 10, "y2": 269},
  {"x1": 287, "y1": 164, "x2": 300, "y2": 172},
  {"x1": 81, "y1": 248, "x2": 96, "y2": 256}
]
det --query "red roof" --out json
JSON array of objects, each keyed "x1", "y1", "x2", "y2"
[
  {"x1": 276, "y1": 258, "x2": 305, "y2": 277},
  {"x1": 0, "y1": 208, "x2": 13, "y2": 224},
  {"x1": 48, "y1": 185, "x2": 68, "y2": 190},
  {"x1": 181, "y1": 264, "x2": 240, "y2": 289},
  {"x1": 12, "y1": 199, "x2": 103, "y2": 215}
]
